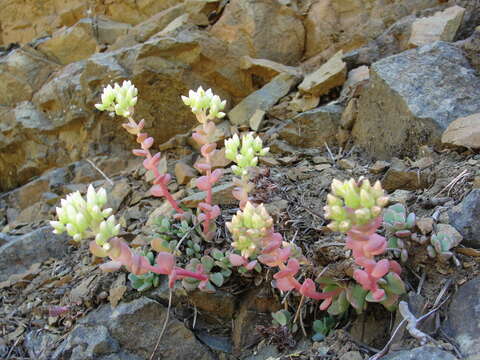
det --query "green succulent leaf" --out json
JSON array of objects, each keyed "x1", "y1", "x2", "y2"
[
  {"x1": 272, "y1": 310, "x2": 289, "y2": 326},
  {"x1": 328, "y1": 292, "x2": 349, "y2": 316},
  {"x1": 384, "y1": 272, "x2": 406, "y2": 295},
  {"x1": 346, "y1": 284, "x2": 368, "y2": 312},
  {"x1": 210, "y1": 272, "x2": 224, "y2": 287},
  {"x1": 211, "y1": 248, "x2": 225, "y2": 260}
]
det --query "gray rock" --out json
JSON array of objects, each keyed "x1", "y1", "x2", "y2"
[
  {"x1": 448, "y1": 189, "x2": 480, "y2": 248},
  {"x1": 279, "y1": 104, "x2": 343, "y2": 147},
  {"x1": 24, "y1": 330, "x2": 60, "y2": 360},
  {"x1": 0, "y1": 233, "x2": 11, "y2": 246},
  {"x1": 444, "y1": 277, "x2": 480, "y2": 360},
  {"x1": 53, "y1": 297, "x2": 213, "y2": 360},
  {"x1": 352, "y1": 41, "x2": 480, "y2": 158},
  {"x1": 383, "y1": 346, "x2": 457, "y2": 360},
  {"x1": 0, "y1": 227, "x2": 70, "y2": 282},
  {"x1": 228, "y1": 73, "x2": 301, "y2": 126}
]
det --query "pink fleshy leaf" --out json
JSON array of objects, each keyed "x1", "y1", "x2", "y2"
[
  {"x1": 154, "y1": 252, "x2": 175, "y2": 275},
  {"x1": 389, "y1": 260, "x2": 402, "y2": 275},
  {"x1": 353, "y1": 269, "x2": 371, "y2": 288},
  {"x1": 274, "y1": 258, "x2": 299, "y2": 279},
  {"x1": 276, "y1": 276, "x2": 300, "y2": 291},
  {"x1": 210, "y1": 168, "x2": 223, "y2": 183},
  {"x1": 132, "y1": 149, "x2": 147, "y2": 157},
  {"x1": 201, "y1": 143, "x2": 217, "y2": 157},
  {"x1": 365, "y1": 233, "x2": 387, "y2": 255},
  {"x1": 245, "y1": 260, "x2": 258, "y2": 271},
  {"x1": 130, "y1": 254, "x2": 152, "y2": 275},
  {"x1": 229, "y1": 254, "x2": 247, "y2": 266},
  {"x1": 138, "y1": 119, "x2": 145, "y2": 130},
  {"x1": 99, "y1": 261, "x2": 123, "y2": 272},
  {"x1": 371, "y1": 259, "x2": 390, "y2": 278},
  {"x1": 137, "y1": 133, "x2": 148, "y2": 143},
  {"x1": 372, "y1": 288, "x2": 386, "y2": 301},
  {"x1": 150, "y1": 184, "x2": 165, "y2": 197},
  {"x1": 89, "y1": 241, "x2": 109, "y2": 257},
  {"x1": 142, "y1": 137, "x2": 154, "y2": 150},
  {"x1": 192, "y1": 132, "x2": 207, "y2": 145},
  {"x1": 196, "y1": 176, "x2": 210, "y2": 191},
  {"x1": 320, "y1": 297, "x2": 333, "y2": 311}
]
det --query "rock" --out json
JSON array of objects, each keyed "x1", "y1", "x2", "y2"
[
  {"x1": 279, "y1": 104, "x2": 343, "y2": 147},
  {"x1": 338, "y1": 158, "x2": 356, "y2": 170},
  {"x1": 0, "y1": 227, "x2": 70, "y2": 282},
  {"x1": 0, "y1": 46, "x2": 59, "y2": 106},
  {"x1": 457, "y1": 26, "x2": 480, "y2": 73},
  {"x1": 52, "y1": 297, "x2": 213, "y2": 360},
  {"x1": 340, "y1": 351, "x2": 363, "y2": 360},
  {"x1": 382, "y1": 159, "x2": 429, "y2": 192},
  {"x1": 340, "y1": 99, "x2": 358, "y2": 130},
  {"x1": 383, "y1": 345, "x2": 457, "y2": 360},
  {"x1": 96, "y1": 17, "x2": 131, "y2": 45},
  {"x1": 287, "y1": 92, "x2": 320, "y2": 113},
  {"x1": 370, "y1": 160, "x2": 390, "y2": 174},
  {"x1": 228, "y1": 73, "x2": 300, "y2": 126},
  {"x1": 240, "y1": 56, "x2": 301, "y2": 84},
  {"x1": 353, "y1": 42, "x2": 480, "y2": 158},
  {"x1": 210, "y1": 0, "x2": 305, "y2": 65},
  {"x1": 435, "y1": 223, "x2": 463, "y2": 248},
  {"x1": 0, "y1": 233, "x2": 11, "y2": 246},
  {"x1": 249, "y1": 109, "x2": 266, "y2": 131},
  {"x1": 350, "y1": 310, "x2": 391, "y2": 348},
  {"x1": 408, "y1": 6, "x2": 466, "y2": 48},
  {"x1": 441, "y1": 113, "x2": 480, "y2": 149},
  {"x1": 298, "y1": 51, "x2": 347, "y2": 97},
  {"x1": 194, "y1": 148, "x2": 231, "y2": 171},
  {"x1": 388, "y1": 190, "x2": 414, "y2": 205},
  {"x1": 37, "y1": 19, "x2": 98, "y2": 65},
  {"x1": 24, "y1": 330, "x2": 61, "y2": 360},
  {"x1": 106, "y1": 178, "x2": 131, "y2": 213},
  {"x1": 339, "y1": 66, "x2": 370, "y2": 102},
  {"x1": 448, "y1": 189, "x2": 480, "y2": 248},
  {"x1": 303, "y1": 0, "x2": 439, "y2": 61},
  {"x1": 182, "y1": 182, "x2": 236, "y2": 208},
  {"x1": 444, "y1": 277, "x2": 480, "y2": 360},
  {"x1": 175, "y1": 161, "x2": 197, "y2": 185}
]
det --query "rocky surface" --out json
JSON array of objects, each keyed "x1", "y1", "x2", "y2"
[
  {"x1": 444, "y1": 277, "x2": 480, "y2": 360},
  {"x1": 448, "y1": 189, "x2": 480, "y2": 248},
  {"x1": 383, "y1": 346, "x2": 458, "y2": 360},
  {"x1": 442, "y1": 113, "x2": 480, "y2": 149},
  {"x1": 352, "y1": 41, "x2": 480, "y2": 158}
]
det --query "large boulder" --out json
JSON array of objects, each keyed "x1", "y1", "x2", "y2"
[
  {"x1": 0, "y1": 227, "x2": 71, "y2": 282},
  {"x1": 444, "y1": 277, "x2": 480, "y2": 360},
  {"x1": 304, "y1": 0, "x2": 439, "y2": 61},
  {"x1": 210, "y1": 0, "x2": 305, "y2": 65},
  {"x1": 52, "y1": 297, "x2": 214, "y2": 360},
  {"x1": 352, "y1": 41, "x2": 480, "y2": 158}
]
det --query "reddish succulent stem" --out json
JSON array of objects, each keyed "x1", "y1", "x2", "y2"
[{"x1": 175, "y1": 268, "x2": 208, "y2": 281}]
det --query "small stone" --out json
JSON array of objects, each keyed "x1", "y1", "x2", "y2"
[
  {"x1": 299, "y1": 51, "x2": 347, "y2": 97},
  {"x1": 383, "y1": 345, "x2": 457, "y2": 360},
  {"x1": 260, "y1": 157, "x2": 279, "y2": 167},
  {"x1": 382, "y1": 159, "x2": 429, "y2": 192},
  {"x1": 411, "y1": 157, "x2": 434, "y2": 169},
  {"x1": 340, "y1": 351, "x2": 363, "y2": 360},
  {"x1": 314, "y1": 164, "x2": 331, "y2": 171},
  {"x1": 312, "y1": 156, "x2": 330, "y2": 164},
  {"x1": 174, "y1": 162, "x2": 197, "y2": 185},
  {"x1": 240, "y1": 56, "x2": 301, "y2": 83},
  {"x1": 249, "y1": 109, "x2": 266, "y2": 131},
  {"x1": 409, "y1": 6, "x2": 466, "y2": 48},
  {"x1": 338, "y1": 159, "x2": 356, "y2": 170},
  {"x1": 339, "y1": 65, "x2": 370, "y2": 101},
  {"x1": 287, "y1": 92, "x2": 320, "y2": 112},
  {"x1": 416, "y1": 217, "x2": 434, "y2": 235},
  {"x1": 388, "y1": 190, "x2": 413, "y2": 205},
  {"x1": 340, "y1": 98, "x2": 358, "y2": 130},
  {"x1": 441, "y1": 113, "x2": 480, "y2": 149},
  {"x1": 370, "y1": 160, "x2": 390, "y2": 174},
  {"x1": 229, "y1": 73, "x2": 300, "y2": 126}
]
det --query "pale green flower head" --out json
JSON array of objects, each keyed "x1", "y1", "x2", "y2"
[
  {"x1": 95, "y1": 80, "x2": 138, "y2": 118},
  {"x1": 50, "y1": 185, "x2": 120, "y2": 249},
  {"x1": 225, "y1": 133, "x2": 269, "y2": 177},
  {"x1": 181, "y1": 86, "x2": 226, "y2": 122},
  {"x1": 324, "y1": 178, "x2": 388, "y2": 232},
  {"x1": 226, "y1": 202, "x2": 274, "y2": 258}
]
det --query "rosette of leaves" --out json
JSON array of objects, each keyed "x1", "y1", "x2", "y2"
[
  {"x1": 151, "y1": 216, "x2": 197, "y2": 256},
  {"x1": 128, "y1": 251, "x2": 160, "y2": 291},
  {"x1": 383, "y1": 203, "x2": 416, "y2": 262},
  {"x1": 428, "y1": 232, "x2": 460, "y2": 262},
  {"x1": 312, "y1": 316, "x2": 336, "y2": 341},
  {"x1": 182, "y1": 254, "x2": 232, "y2": 292}
]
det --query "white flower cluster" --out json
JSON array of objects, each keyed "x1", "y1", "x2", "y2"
[
  {"x1": 50, "y1": 185, "x2": 120, "y2": 249},
  {"x1": 181, "y1": 86, "x2": 226, "y2": 122},
  {"x1": 95, "y1": 80, "x2": 138, "y2": 118},
  {"x1": 225, "y1": 133, "x2": 269, "y2": 176}
]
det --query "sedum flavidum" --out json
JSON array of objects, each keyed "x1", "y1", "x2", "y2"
[
  {"x1": 95, "y1": 80, "x2": 138, "y2": 118},
  {"x1": 50, "y1": 185, "x2": 119, "y2": 249},
  {"x1": 181, "y1": 86, "x2": 226, "y2": 122},
  {"x1": 324, "y1": 178, "x2": 388, "y2": 232},
  {"x1": 227, "y1": 202, "x2": 274, "y2": 258},
  {"x1": 225, "y1": 133, "x2": 269, "y2": 177}
]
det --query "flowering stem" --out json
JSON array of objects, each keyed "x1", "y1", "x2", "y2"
[{"x1": 175, "y1": 268, "x2": 208, "y2": 281}]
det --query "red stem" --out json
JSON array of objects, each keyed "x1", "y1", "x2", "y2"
[{"x1": 175, "y1": 268, "x2": 208, "y2": 281}]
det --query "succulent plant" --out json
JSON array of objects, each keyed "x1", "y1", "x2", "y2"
[
  {"x1": 95, "y1": 80, "x2": 138, "y2": 118},
  {"x1": 383, "y1": 203, "x2": 416, "y2": 262},
  {"x1": 428, "y1": 232, "x2": 460, "y2": 262},
  {"x1": 128, "y1": 251, "x2": 160, "y2": 291},
  {"x1": 182, "y1": 254, "x2": 232, "y2": 292},
  {"x1": 225, "y1": 133, "x2": 270, "y2": 177},
  {"x1": 312, "y1": 316, "x2": 336, "y2": 341},
  {"x1": 181, "y1": 86, "x2": 226, "y2": 121}
]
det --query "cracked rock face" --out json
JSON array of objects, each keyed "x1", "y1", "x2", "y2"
[
  {"x1": 352, "y1": 41, "x2": 480, "y2": 159},
  {"x1": 52, "y1": 297, "x2": 214, "y2": 360}
]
